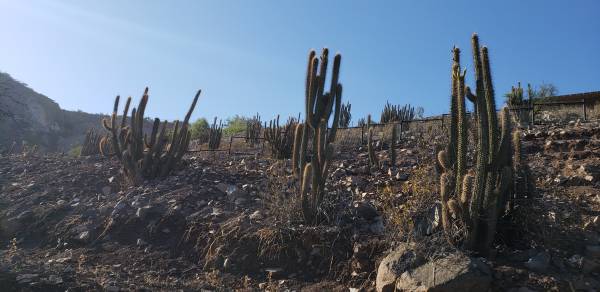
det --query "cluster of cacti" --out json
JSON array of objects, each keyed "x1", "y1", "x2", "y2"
[
  {"x1": 339, "y1": 101, "x2": 352, "y2": 127},
  {"x1": 208, "y1": 117, "x2": 223, "y2": 150},
  {"x1": 80, "y1": 129, "x2": 102, "y2": 156},
  {"x1": 357, "y1": 117, "x2": 366, "y2": 128},
  {"x1": 438, "y1": 35, "x2": 517, "y2": 255},
  {"x1": 506, "y1": 82, "x2": 524, "y2": 106},
  {"x1": 264, "y1": 115, "x2": 296, "y2": 159},
  {"x1": 245, "y1": 113, "x2": 262, "y2": 146},
  {"x1": 389, "y1": 124, "x2": 397, "y2": 166},
  {"x1": 380, "y1": 102, "x2": 415, "y2": 124},
  {"x1": 506, "y1": 82, "x2": 534, "y2": 127},
  {"x1": 291, "y1": 48, "x2": 342, "y2": 224},
  {"x1": 366, "y1": 115, "x2": 378, "y2": 168},
  {"x1": 102, "y1": 88, "x2": 199, "y2": 184}
]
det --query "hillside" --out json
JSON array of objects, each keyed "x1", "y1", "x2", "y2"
[
  {"x1": 0, "y1": 73, "x2": 166, "y2": 153},
  {"x1": 0, "y1": 72, "x2": 106, "y2": 152}
]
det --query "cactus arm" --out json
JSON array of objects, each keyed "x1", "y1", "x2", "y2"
[
  {"x1": 481, "y1": 47, "x2": 498, "y2": 164},
  {"x1": 327, "y1": 84, "x2": 342, "y2": 144},
  {"x1": 440, "y1": 173, "x2": 452, "y2": 232},
  {"x1": 460, "y1": 173, "x2": 474, "y2": 224},
  {"x1": 301, "y1": 163, "x2": 313, "y2": 223},
  {"x1": 455, "y1": 67, "x2": 468, "y2": 203},
  {"x1": 120, "y1": 97, "x2": 132, "y2": 128}
]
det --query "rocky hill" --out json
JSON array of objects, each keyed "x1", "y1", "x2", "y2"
[
  {"x1": 0, "y1": 72, "x2": 106, "y2": 152},
  {"x1": 0, "y1": 73, "x2": 166, "y2": 153}
]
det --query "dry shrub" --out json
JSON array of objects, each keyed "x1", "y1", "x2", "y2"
[
  {"x1": 380, "y1": 163, "x2": 437, "y2": 239},
  {"x1": 261, "y1": 160, "x2": 353, "y2": 226},
  {"x1": 261, "y1": 160, "x2": 304, "y2": 224},
  {"x1": 379, "y1": 160, "x2": 459, "y2": 260}
]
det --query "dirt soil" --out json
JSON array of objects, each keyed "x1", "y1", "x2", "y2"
[{"x1": 1, "y1": 122, "x2": 599, "y2": 291}]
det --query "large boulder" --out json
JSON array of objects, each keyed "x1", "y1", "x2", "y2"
[
  {"x1": 376, "y1": 243, "x2": 422, "y2": 292},
  {"x1": 395, "y1": 252, "x2": 492, "y2": 292}
]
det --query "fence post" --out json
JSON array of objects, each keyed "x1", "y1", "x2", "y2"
[
  {"x1": 228, "y1": 136, "x2": 234, "y2": 155},
  {"x1": 582, "y1": 99, "x2": 587, "y2": 121}
]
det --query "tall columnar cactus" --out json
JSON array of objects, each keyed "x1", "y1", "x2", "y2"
[
  {"x1": 367, "y1": 115, "x2": 378, "y2": 168},
  {"x1": 102, "y1": 88, "x2": 199, "y2": 184},
  {"x1": 439, "y1": 34, "x2": 517, "y2": 255},
  {"x1": 208, "y1": 117, "x2": 223, "y2": 150},
  {"x1": 291, "y1": 48, "x2": 342, "y2": 224}
]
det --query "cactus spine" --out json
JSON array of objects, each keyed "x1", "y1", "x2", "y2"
[
  {"x1": 102, "y1": 88, "x2": 199, "y2": 184},
  {"x1": 439, "y1": 34, "x2": 516, "y2": 255},
  {"x1": 291, "y1": 48, "x2": 342, "y2": 224}
]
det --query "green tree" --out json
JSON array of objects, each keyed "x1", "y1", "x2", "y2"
[
  {"x1": 535, "y1": 83, "x2": 558, "y2": 101},
  {"x1": 190, "y1": 118, "x2": 210, "y2": 143},
  {"x1": 223, "y1": 115, "x2": 247, "y2": 135}
]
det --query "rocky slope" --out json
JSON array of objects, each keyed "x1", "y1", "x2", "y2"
[
  {"x1": 1, "y1": 121, "x2": 599, "y2": 291},
  {"x1": 0, "y1": 72, "x2": 106, "y2": 152}
]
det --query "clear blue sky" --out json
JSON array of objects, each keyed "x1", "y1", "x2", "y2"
[{"x1": 1, "y1": 0, "x2": 598, "y2": 123}]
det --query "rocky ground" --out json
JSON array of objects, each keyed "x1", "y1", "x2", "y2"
[{"x1": 1, "y1": 122, "x2": 599, "y2": 291}]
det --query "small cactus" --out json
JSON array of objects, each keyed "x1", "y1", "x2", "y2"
[
  {"x1": 339, "y1": 101, "x2": 352, "y2": 128},
  {"x1": 367, "y1": 115, "x2": 378, "y2": 168},
  {"x1": 208, "y1": 117, "x2": 223, "y2": 150},
  {"x1": 80, "y1": 129, "x2": 102, "y2": 156},
  {"x1": 389, "y1": 124, "x2": 397, "y2": 166},
  {"x1": 245, "y1": 113, "x2": 262, "y2": 146},
  {"x1": 264, "y1": 115, "x2": 296, "y2": 159}
]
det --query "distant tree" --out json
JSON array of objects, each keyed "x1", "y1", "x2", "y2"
[
  {"x1": 190, "y1": 118, "x2": 210, "y2": 143},
  {"x1": 416, "y1": 107, "x2": 425, "y2": 119},
  {"x1": 504, "y1": 82, "x2": 558, "y2": 105},
  {"x1": 536, "y1": 83, "x2": 558, "y2": 100},
  {"x1": 224, "y1": 115, "x2": 248, "y2": 135}
]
